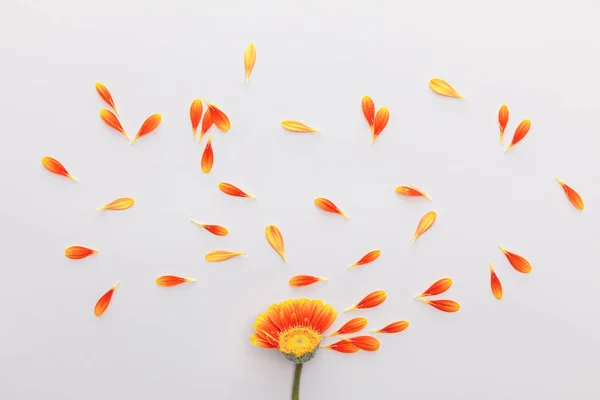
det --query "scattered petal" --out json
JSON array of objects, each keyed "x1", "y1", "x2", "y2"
[
  {"x1": 41, "y1": 156, "x2": 77, "y2": 182},
  {"x1": 191, "y1": 221, "x2": 229, "y2": 236},
  {"x1": 95, "y1": 82, "x2": 118, "y2": 115},
  {"x1": 314, "y1": 197, "x2": 348, "y2": 219},
  {"x1": 156, "y1": 275, "x2": 196, "y2": 287},
  {"x1": 348, "y1": 250, "x2": 381, "y2": 269},
  {"x1": 421, "y1": 299, "x2": 460, "y2": 313},
  {"x1": 190, "y1": 99, "x2": 203, "y2": 140},
  {"x1": 345, "y1": 290, "x2": 387, "y2": 312},
  {"x1": 429, "y1": 78, "x2": 463, "y2": 99},
  {"x1": 201, "y1": 136, "x2": 214, "y2": 173},
  {"x1": 555, "y1": 177, "x2": 584, "y2": 210},
  {"x1": 362, "y1": 96, "x2": 375, "y2": 132},
  {"x1": 205, "y1": 101, "x2": 230, "y2": 132},
  {"x1": 218, "y1": 182, "x2": 256, "y2": 198},
  {"x1": 205, "y1": 250, "x2": 245, "y2": 262},
  {"x1": 94, "y1": 281, "x2": 120, "y2": 317},
  {"x1": 326, "y1": 317, "x2": 368, "y2": 337},
  {"x1": 265, "y1": 225, "x2": 286, "y2": 262},
  {"x1": 64, "y1": 246, "x2": 98, "y2": 260},
  {"x1": 199, "y1": 108, "x2": 213, "y2": 141},
  {"x1": 281, "y1": 120, "x2": 318, "y2": 133},
  {"x1": 371, "y1": 107, "x2": 389, "y2": 145},
  {"x1": 371, "y1": 321, "x2": 409, "y2": 334},
  {"x1": 96, "y1": 197, "x2": 135, "y2": 211},
  {"x1": 498, "y1": 246, "x2": 532, "y2": 274},
  {"x1": 289, "y1": 275, "x2": 327, "y2": 287},
  {"x1": 131, "y1": 114, "x2": 162, "y2": 144},
  {"x1": 504, "y1": 119, "x2": 531, "y2": 152},
  {"x1": 99, "y1": 109, "x2": 128, "y2": 140},
  {"x1": 411, "y1": 210, "x2": 437, "y2": 244},
  {"x1": 343, "y1": 336, "x2": 380, "y2": 351},
  {"x1": 490, "y1": 262, "x2": 503, "y2": 300},
  {"x1": 244, "y1": 43, "x2": 256, "y2": 83},
  {"x1": 415, "y1": 278, "x2": 452, "y2": 298},
  {"x1": 323, "y1": 340, "x2": 361, "y2": 353},
  {"x1": 395, "y1": 185, "x2": 432, "y2": 201},
  {"x1": 498, "y1": 104, "x2": 509, "y2": 144}
]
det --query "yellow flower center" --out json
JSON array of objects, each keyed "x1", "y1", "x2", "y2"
[{"x1": 278, "y1": 326, "x2": 321, "y2": 358}]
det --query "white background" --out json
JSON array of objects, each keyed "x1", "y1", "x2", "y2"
[{"x1": 1, "y1": 0, "x2": 600, "y2": 399}]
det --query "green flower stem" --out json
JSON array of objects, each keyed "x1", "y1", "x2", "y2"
[{"x1": 291, "y1": 363, "x2": 303, "y2": 400}]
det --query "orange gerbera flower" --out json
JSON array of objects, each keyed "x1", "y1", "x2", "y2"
[{"x1": 251, "y1": 298, "x2": 337, "y2": 399}]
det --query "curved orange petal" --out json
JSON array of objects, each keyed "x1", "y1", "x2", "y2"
[
  {"x1": 218, "y1": 182, "x2": 255, "y2": 198},
  {"x1": 99, "y1": 109, "x2": 127, "y2": 139},
  {"x1": 265, "y1": 225, "x2": 286, "y2": 262},
  {"x1": 343, "y1": 336, "x2": 380, "y2": 351},
  {"x1": 191, "y1": 221, "x2": 229, "y2": 236},
  {"x1": 498, "y1": 104, "x2": 509, "y2": 144},
  {"x1": 205, "y1": 250, "x2": 244, "y2": 262},
  {"x1": 326, "y1": 317, "x2": 367, "y2": 337},
  {"x1": 156, "y1": 275, "x2": 196, "y2": 287},
  {"x1": 95, "y1": 82, "x2": 118, "y2": 115},
  {"x1": 201, "y1": 136, "x2": 214, "y2": 173},
  {"x1": 348, "y1": 250, "x2": 380, "y2": 269},
  {"x1": 345, "y1": 290, "x2": 387, "y2": 312},
  {"x1": 395, "y1": 185, "x2": 431, "y2": 201},
  {"x1": 190, "y1": 99, "x2": 203, "y2": 140},
  {"x1": 555, "y1": 177, "x2": 584, "y2": 210},
  {"x1": 371, "y1": 320, "x2": 409, "y2": 334},
  {"x1": 94, "y1": 282, "x2": 120, "y2": 317},
  {"x1": 289, "y1": 275, "x2": 327, "y2": 287},
  {"x1": 498, "y1": 246, "x2": 532, "y2": 274},
  {"x1": 314, "y1": 197, "x2": 348, "y2": 219},
  {"x1": 429, "y1": 78, "x2": 463, "y2": 99},
  {"x1": 415, "y1": 278, "x2": 452, "y2": 298},
  {"x1": 96, "y1": 197, "x2": 135, "y2": 211},
  {"x1": 281, "y1": 120, "x2": 318, "y2": 132},
  {"x1": 411, "y1": 210, "x2": 437, "y2": 244},
  {"x1": 205, "y1": 101, "x2": 230, "y2": 132},
  {"x1": 323, "y1": 340, "x2": 361, "y2": 353},
  {"x1": 244, "y1": 43, "x2": 256, "y2": 83},
  {"x1": 421, "y1": 299, "x2": 460, "y2": 313},
  {"x1": 131, "y1": 114, "x2": 162, "y2": 144},
  {"x1": 65, "y1": 246, "x2": 98, "y2": 260},
  {"x1": 504, "y1": 119, "x2": 531, "y2": 152},
  {"x1": 362, "y1": 96, "x2": 375, "y2": 130},
  {"x1": 490, "y1": 263, "x2": 503, "y2": 300},
  {"x1": 41, "y1": 156, "x2": 77, "y2": 182},
  {"x1": 199, "y1": 108, "x2": 213, "y2": 141},
  {"x1": 371, "y1": 107, "x2": 389, "y2": 144},
  {"x1": 250, "y1": 333, "x2": 276, "y2": 348}
]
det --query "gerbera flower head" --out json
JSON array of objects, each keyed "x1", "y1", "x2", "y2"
[{"x1": 250, "y1": 298, "x2": 337, "y2": 364}]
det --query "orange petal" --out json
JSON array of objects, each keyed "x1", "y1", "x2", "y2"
[
  {"x1": 99, "y1": 109, "x2": 128, "y2": 140},
  {"x1": 96, "y1": 197, "x2": 135, "y2": 211},
  {"x1": 95, "y1": 82, "x2": 118, "y2": 115},
  {"x1": 343, "y1": 336, "x2": 380, "y2": 351},
  {"x1": 556, "y1": 177, "x2": 584, "y2": 210},
  {"x1": 314, "y1": 197, "x2": 348, "y2": 219},
  {"x1": 371, "y1": 107, "x2": 389, "y2": 145},
  {"x1": 41, "y1": 156, "x2": 77, "y2": 182},
  {"x1": 289, "y1": 275, "x2": 327, "y2": 287},
  {"x1": 504, "y1": 119, "x2": 531, "y2": 152},
  {"x1": 395, "y1": 185, "x2": 431, "y2": 201},
  {"x1": 94, "y1": 281, "x2": 120, "y2": 317},
  {"x1": 156, "y1": 275, "x2": 196, "y2": 287},
  {"x1": 265, "y1": 225, "x2": 286, "y2": 262},
  {"x1": 362, "y1": 96, "x2": 375, "y2": 131},
  {"x1": 323, "y1": 340, "x2": 361, "y2": 353},
  {"x1": 498, "y1": 246, "x2": 532, "y2": 274},
  {"x1": 415, "y1": 277, "x2": 452, "y2": 298},
  {"x1": 64, "y1": 246, "x2": 98, "y2": 260},
  {"x1": 281, "y1": 120, "x2": 318, "y2": 133},
  {"x1": 131, "y1": 114, "x2": 162, "y2": 144},
  {"x1": 201, "y1": 136, "x2": 214, "y2": 173},
  {"x1": 205, "y1": 250, "x2": 245, "y2": 262},
  {"x1": 411, "y1": 210, "x2": 437, "y2": 244},
  {"x1": 190, "y1": 99, "x2": 203, "y2": 140},
  {"x1": 490, "y1": 262, "x2": 503, "y2": 300},
  {"x1": 218, "y1": 182, "x2": 256, "y2": 198},
  {"x1": 250, "y1": 333, "x2": 276, "y2": 349},
  {"x1": 429, "y1": 78, "x2": 464, "y2": 99},
  {"x1": 205, "y1": 101, "x2": 230, "y2": 132},
  {"x1": 348, "y1": 250, "x2": 381, "y2": 269},
  {"x1": 244, "y1": 43, "x2": 256, "y2": 83},
  {"x1": 345, "y1": 290, "x2": 387, "y2": 312},
  {"x1": 191, "y1": 220, "x2": 229, "y2": 236},
  {"x1": 371, "y1": 320, "x2": 409, "y2": 334},
  {"x1": 498, "y1": 104, "x2": 509, "y2": 144},
  {"x1": 326, "y1": 317, "x2": 368, "y2": 337},
  {"x1": 421, "y1": 299, "x2": 460, "y2": 313},
  {"x1": 200, "y1": 108, "x2": 214, "y2": 141}
]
